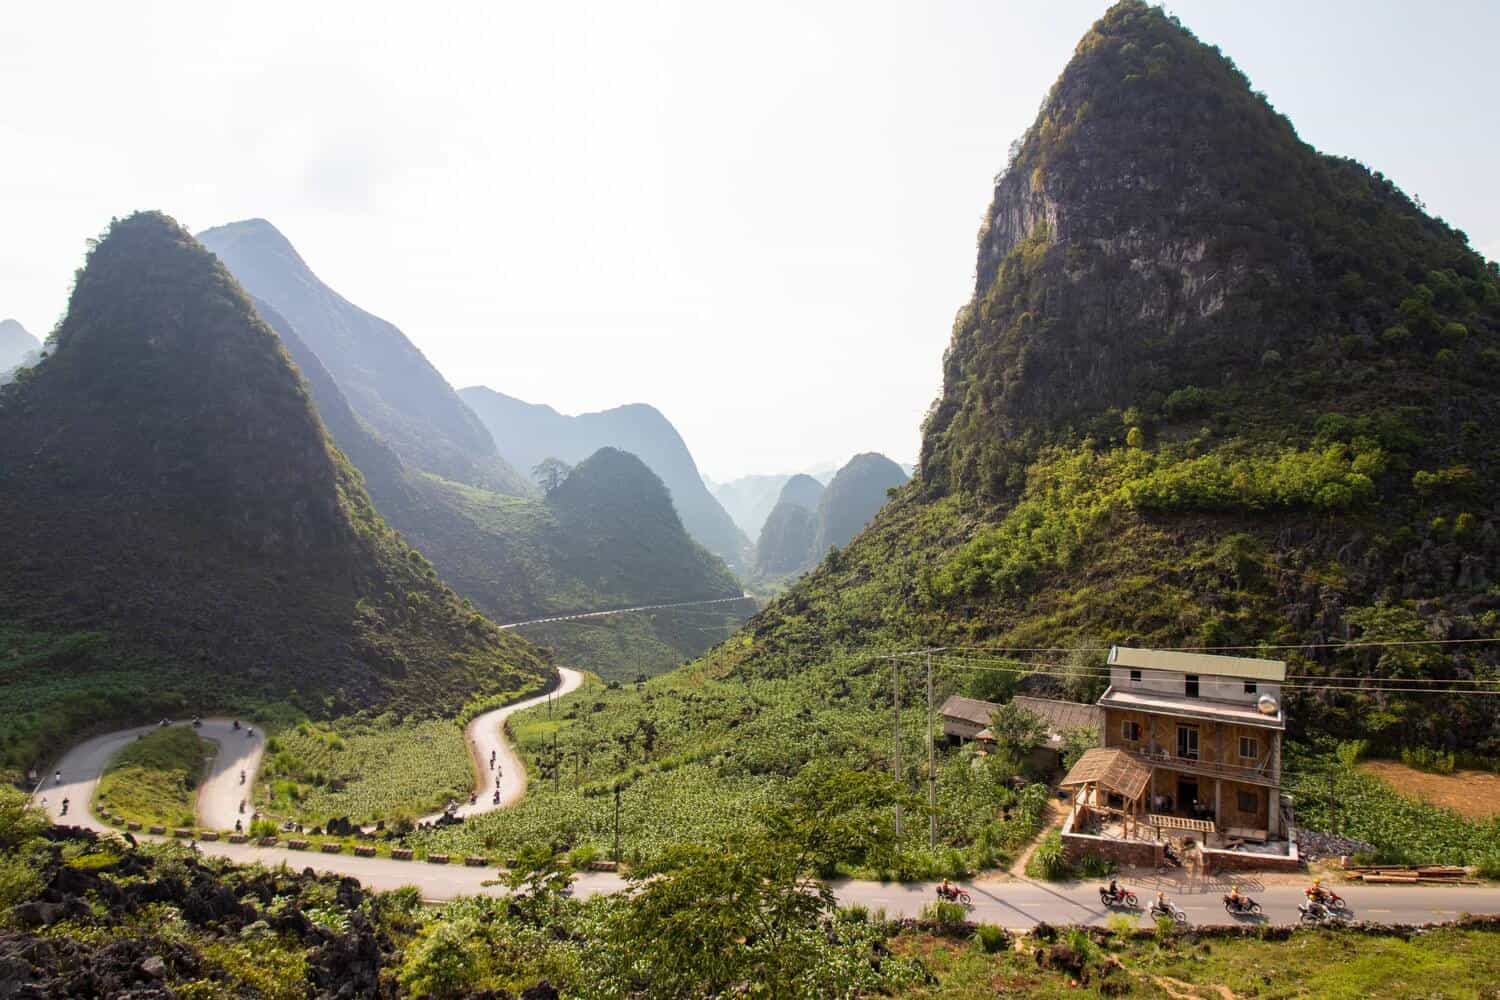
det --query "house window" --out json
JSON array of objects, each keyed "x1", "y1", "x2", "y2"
[
  {"x1": 1176, "y1": 725, "x2": 1199, "y2": 760},
  {"x1": 1244, "y1": 680, "x2": 1257, "y2": 694},
  {"x1": 1185, "y1": 674, "x2": 1200, "y2": 698},
  {"x1": 1129, "y1": 669, "x2": 1141, "y2": 685},
  {"x1": 1121, "y1": 720, "x2": 1142, "y2": 742},
  {"x1": 1236, "y1": 790, "x2": 1259, "y2": 813},
  {"x1": 1239, "y1": 736, "x2": 1259, "y2": 760}
]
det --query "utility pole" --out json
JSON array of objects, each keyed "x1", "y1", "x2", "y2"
[
  {"x1": 892, "y1": 656, "x2": 903, "y2": 837},
  {"x1": 553, "y1": 731, "x2": 559, "y2": 794},
  {"x1": 927, "y1": 651, "x2": 937, "y2": 850},
  {"x1": 613, "y1": 784, "x2": 622, "y2": 862},
  {"x1": 1328, "y1": 768, "x2": 1337, "y2": 836}
]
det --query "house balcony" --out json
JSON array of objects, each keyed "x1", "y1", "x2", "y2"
[{"x1": 1120, "y1": 746, "x2": 1280, "y2": 788}]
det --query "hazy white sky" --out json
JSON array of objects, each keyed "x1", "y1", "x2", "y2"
[{"x1": 3, "y1": 2, "x2": 1496, "y2": 479}]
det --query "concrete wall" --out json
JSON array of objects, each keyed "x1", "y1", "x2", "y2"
[
  {"x1": 1200, "y1": 842, "x2": 1302, "y2": 874},
  {"x1": 1109, "y1": 667, "x2": 1280, "y2": 707}
]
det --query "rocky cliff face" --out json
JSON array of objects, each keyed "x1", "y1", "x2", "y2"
[{"x1": 922, "y1": 0, "x2": 1490, "y2": 500}]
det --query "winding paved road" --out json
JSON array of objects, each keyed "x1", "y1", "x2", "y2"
[
  {"x1": 36, "y1": 671, "x2": 1500, "y2": 928},
  {"x1": 419, "y1": 667, "x2": 585, "y2": 822}
]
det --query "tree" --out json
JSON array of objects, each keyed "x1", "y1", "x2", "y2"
[
  {"x1": 531, "y1": 457, "x2": 573, "y2": 495},
  {"x1": 988, "y1": 702, "x2": 1048, "y2": 764}
]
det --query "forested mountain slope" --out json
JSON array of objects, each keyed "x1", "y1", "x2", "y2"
[
  {"x1": 0, "y1": 213, "x2": 550, "y2": 776},
  {"x1": 197, "y1": 219, "x2": 531, "y2": 495},
  {"x1": 730, "y1": 0, "x2": 1500, "y2": 753},
  {"x1": 404, "y1": 449, "x2": 745, "y2": 679},
  {"x1": 461, "y1": 387, "x2": 750, "y2": 572}
]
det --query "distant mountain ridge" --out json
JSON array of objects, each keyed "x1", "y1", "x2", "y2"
[
  {"x1": 0, "y1": 318, "x2": 41, "y2": 377},
  {"x1": 460, "y1": 387, "x2": 749, "y2": 572},
  {"x1": 751, "y1": 456, "x2": 905, "y2": 583},
  {"x1": 196, "y1": 219, "x2": 531, "y2": 496},
  {"x1": 0, "y1": 212, "x2": 550, "y2": 771},
  {"x1": 711, "y1": 474, "x2": 792, "y2": 539}
]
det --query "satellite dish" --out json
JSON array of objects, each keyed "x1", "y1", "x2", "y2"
[{"x1": 1257, "y1": 694, "x2": 1279, "y2": 715}]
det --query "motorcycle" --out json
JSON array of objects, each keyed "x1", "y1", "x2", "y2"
[
  {"x1": 1309, "y1": 888, "x2": 1351, "y2": 915},
  {"x1": 936, "y1": 884, "x2": 972, "y2": 905},
  {"x1": 1298, "y1": 899, "x2": 1345, "y2": 925},
  {"x1": 1149, "y1": 899, "x2": 1188, "y2": 925},
  {"x1": 1099, "y1": 885, "x2": 1138, "y2": 908},
  {"x1": 1223, "y1": 894, "x2": 1262, "y2": 916}
]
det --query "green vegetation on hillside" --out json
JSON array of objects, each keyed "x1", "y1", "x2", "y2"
[
  {"x1": 417, "y1": 657, "x2": 1052, "y2": 876},
  {"x1": 94, "y1": 726, "x2": 214, "y2": 829}
]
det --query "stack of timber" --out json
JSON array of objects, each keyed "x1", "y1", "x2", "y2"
[{"x1": 1342, "y1": 864, "x2": 1477, "y2": 885}]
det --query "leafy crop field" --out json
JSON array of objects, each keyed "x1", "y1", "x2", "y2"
[
  {"x1": 1287, "y1": 748, "x2": 1500, "y2": 866},
  {"x1": 94, "y1": 724, "x2": 214, "y2": 828},
  {"x1": 417, "y1": 657, "x2": 1052, "y2": 874},
  {"x1": 258, "y1": 717, "x2": 475, "y2": 826}
]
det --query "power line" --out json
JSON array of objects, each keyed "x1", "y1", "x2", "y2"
[
  {"x1": 915, "y1": 656, "x2": 1500, "y2": 696},
  {"x1": 934, "y1": 636, "x2": 1500, "y2": 654}
]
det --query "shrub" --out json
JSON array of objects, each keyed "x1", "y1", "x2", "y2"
[
  {"x1": 1475, "y1": 854, "x2": 1500, "y2": 881},
  {"x1": 1401, "y1": 746, "x2": 1455, "y2": 775},
  {"x1": 921, "y1": 899, "x2": 969, "y2": 927},
  {"x1": 1163, "y1": 385, "x2": 1211, "y2": 418},
  {"x1": 1079, "y1": 853, "x2": 1117, "y2": 878},
  {"x1": 1026, "y1": 830, "x2": 1073, "y2": 881},
  {"x1": 976, "y1": 923, "x2": 1009, "y2": 953},
  {"x1": 1106, "y1": 913, "x2": 1136, "y2": 937}
]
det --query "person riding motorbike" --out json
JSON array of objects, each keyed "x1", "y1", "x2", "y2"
[
  {"x1": 937, "y1": 878, "x2": 955, "y2": 900},
  {"x1": 60, "y1": 797, "x2": 69, "y2": 816},
  {"x1": 1104, "y1": 877, "x2": 1121, "y2": 902},
  {"x1": 1306, "y1": 877, "x2": 1330, "y2": 904},
  {"x1": 1225, "y1": 884, "x2": 1248, "y2": 911},
  {"x1": 239, "y1": 769, "x2": 246, "y2": 785}
]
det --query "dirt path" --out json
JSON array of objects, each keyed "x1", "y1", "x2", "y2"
[{"x1": 1009, "y1": 797, "x2": 1070, "y2": 876}]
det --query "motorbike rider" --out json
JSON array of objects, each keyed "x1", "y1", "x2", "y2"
[
  {"x1": 1106, "y1": 876, "x2": 1120, "y2": 902},
  {"x1": 60, "y1": 797, "x2": 69, "y2": 816},
  {"x1": 239, "y1": 769, "x2": 246, "y2": 785},
  {"x1": 1226, "y1": 884, "x2": 1245, "y2": 909},
  {"x1": 937, "y1": 878, "x2": 954, "y2": 899},
  {"x1": 1306, "y1": 877, "x2": 1329, "y2": 903}
]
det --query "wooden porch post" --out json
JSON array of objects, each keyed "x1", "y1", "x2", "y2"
[{"x1": 1214, "y1": 778, "x2": 1222, "y2": 830}]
